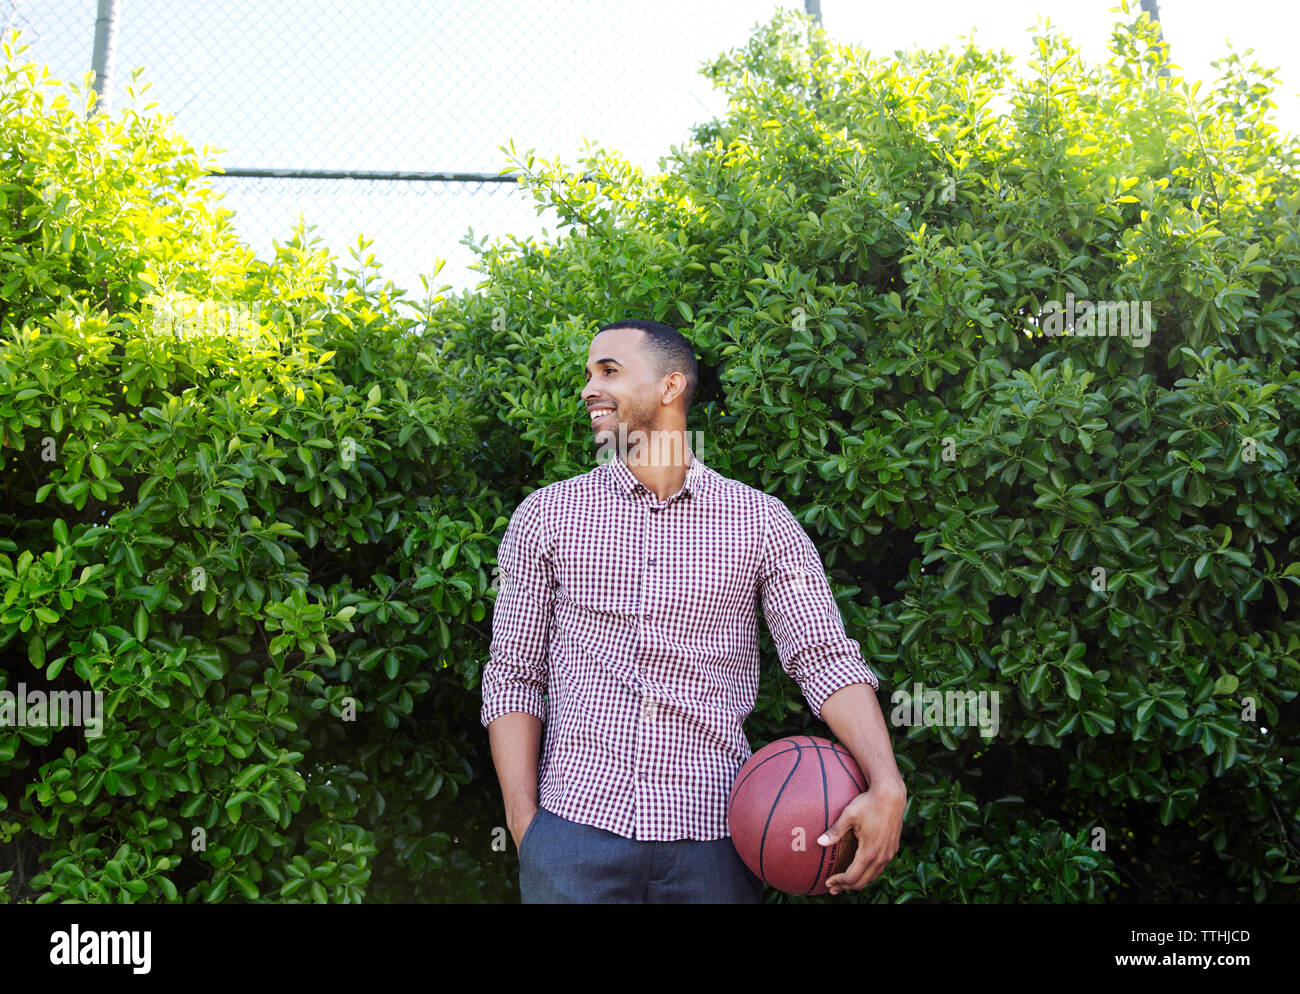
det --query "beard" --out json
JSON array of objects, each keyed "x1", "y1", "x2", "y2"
[{"x1": 593, "y1": 399, "x2": 688, "y2": 467}]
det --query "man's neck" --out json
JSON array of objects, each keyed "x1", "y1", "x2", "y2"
[{"x1": 622, "y1": 432, "x2": 693, "y2": 502}]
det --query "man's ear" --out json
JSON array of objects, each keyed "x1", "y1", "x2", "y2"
[{"x1": 661, "y1": 371, "x2": 686, "y2": 406}]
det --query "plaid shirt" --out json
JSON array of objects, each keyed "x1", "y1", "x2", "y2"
[{"x1": 480, "y1": 452, "x2": 879, "y2": 842}]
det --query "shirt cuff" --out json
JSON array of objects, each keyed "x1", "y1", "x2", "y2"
[
  {"x1": 480, "y1": 683, "x2": 547, "y2": 727},
  {"x1": 799, "y1": 657, "x2": 879, "y2": 721}
]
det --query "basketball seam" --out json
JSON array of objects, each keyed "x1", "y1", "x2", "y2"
[
  {"x1": 756, "y1": 742, "x2": 802, "y2": 886},
  {"x1": 726, "y1": 744, "x2": 802, "y2": 806},
  {"x1": 806, "y1": 735, "x2": 832, "y2": 895},
  {"x1": 828, "y1": 742, "x2": 865, "y2": 792}
]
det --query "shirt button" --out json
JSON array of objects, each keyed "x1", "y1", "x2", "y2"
[{"x1": 648, "y1": 559, "x2": 656, "y2": 566}]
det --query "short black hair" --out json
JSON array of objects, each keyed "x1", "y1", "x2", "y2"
[{"x1": 595, "y1": 318, "x2": 699, "y2": 413}]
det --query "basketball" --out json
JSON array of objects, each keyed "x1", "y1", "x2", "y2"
[{"x1": 727, "y1": 735, "x2": 868, "y2": 896}]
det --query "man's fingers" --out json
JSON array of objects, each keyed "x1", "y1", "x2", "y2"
[
  {"x1": 816, "y1": 816, "x2": 846, "y2": 847},
  {"x1": 827, "y1": 830, "x2": 900, "y2": 892},
  {"x1": 826, "y1": 844, "x2": 876, "y2": 893}
]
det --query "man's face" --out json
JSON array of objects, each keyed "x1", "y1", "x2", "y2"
[{"x1": 581, "y1": 327, "x2": 665, "y2": 443}]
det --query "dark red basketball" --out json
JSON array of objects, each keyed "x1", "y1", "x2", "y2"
[{"x1": 727, "y1": 735, "x2": 867, "y2": 896}]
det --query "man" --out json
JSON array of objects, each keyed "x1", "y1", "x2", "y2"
[{"x1": 481, "y1": 319, "x2": 905, "y2": 903}]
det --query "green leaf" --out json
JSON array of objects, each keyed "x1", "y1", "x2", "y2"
[
  {"x1": 1062, "y1": 669, "x2": 1081, "y2": 700},
  {"x1": 233, "y1": 764, "x2": 267, "y2": 789},
  {"x1": 225, "y1": 791, "x2": 254, "y2": 821},
  {"x1": 193, "y1": 655, "x2": 224, "y2": 679}
]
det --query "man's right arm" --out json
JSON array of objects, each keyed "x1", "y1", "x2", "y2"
[{"x1": 480, "y1": 489, "x2": 554, "y2": 849}]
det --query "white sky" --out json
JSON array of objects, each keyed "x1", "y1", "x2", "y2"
[{"x1": 9, "y1": 1, "x2": 1298, "y2": 297}]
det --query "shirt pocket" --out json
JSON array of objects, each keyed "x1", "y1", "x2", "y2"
[{"x1": 554, "y1": 557, "x2": 639, "y2": 620}]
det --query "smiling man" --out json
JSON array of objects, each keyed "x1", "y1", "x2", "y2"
[{"x1": 481, "y1": 318, "x2": 906, "y2": 903}]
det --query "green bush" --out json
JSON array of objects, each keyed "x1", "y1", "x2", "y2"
[
  {"x1": 1, "y1": 39, "x2": 514, "y2": 903},
  {"x1": 3, "y1": 0, "x2": 1298, "y2": 905}
]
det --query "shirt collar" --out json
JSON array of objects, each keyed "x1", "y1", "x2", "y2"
[{"x1": 601, "y1": 449, "x2": 709, "y2": 504}]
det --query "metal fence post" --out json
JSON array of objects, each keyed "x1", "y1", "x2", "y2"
[{"x1": 89, "y1": 0, "x2": 120, "y2": 117}]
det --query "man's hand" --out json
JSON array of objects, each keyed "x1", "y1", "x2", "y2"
[
  {"x1": 818, "y1": 782, "x2": 906, "y2": 895},
  {"x1": 510, "y1": 804, "x2": 540, "y2": 852},
  {"x1": 818, "y1": 682, "x2": 907, "y2": 895}
]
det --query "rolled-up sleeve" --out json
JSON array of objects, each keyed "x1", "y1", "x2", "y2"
[
  {"x1": 758, "y1": 496, "x2": 878, "y2": 720},
  {"x1": 480, "y1": 489, "x2": 554, "y2": 726}
]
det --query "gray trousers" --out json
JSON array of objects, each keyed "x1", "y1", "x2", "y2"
[{"x1": 518, "y1": 807, "x2": 765, "y2": 904}]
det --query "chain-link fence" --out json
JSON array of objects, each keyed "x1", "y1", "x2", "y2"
[{"x1": 7, "y1": 0, "x2": 805, "y2": 297}]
